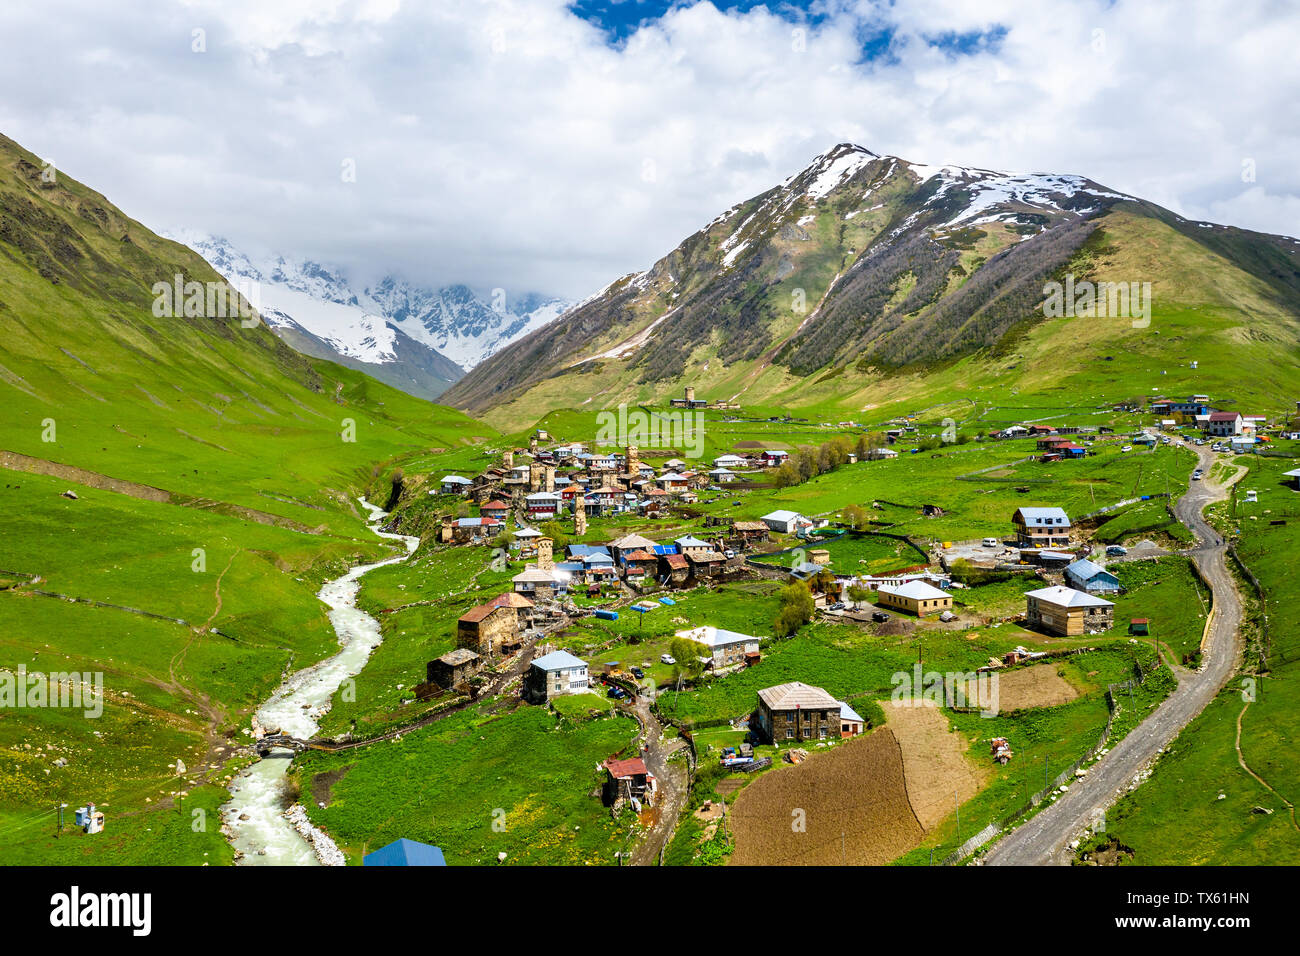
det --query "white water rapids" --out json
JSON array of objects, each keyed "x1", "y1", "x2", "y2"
[{"x1": 220, "y1": 497, "x2": 419, "y2": 865}]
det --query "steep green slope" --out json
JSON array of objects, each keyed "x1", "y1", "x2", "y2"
[{"x1": 0, "y1": 131, "x2": 495, "y2": 863}]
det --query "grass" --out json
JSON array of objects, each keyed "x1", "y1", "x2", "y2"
[
  {"x1": 1096, "y1": 454, "x2": 1300, "y2": 864},
  {"x1": 293, "y1": 703, "x2": 641, "y2": 865}
]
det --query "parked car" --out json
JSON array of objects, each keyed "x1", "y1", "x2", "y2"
[
  {"x1": 982, "y1": 537, "x2": 1000, "y2": 548},
  {"x1": 1121, "y1": 445, "x2": 1134, "y2": 452},
  {"x1": 630, "y1": 667, "x2": 644, "y2": 680},
  {"x1": 872, "y1": 610, "x2": 891, "y2": 623},
  {"x1": 828, "y1": 602, "x2": 845, "y2": 611},
  {"x1": 723, "y1": 549, "x2": 735, "y2": 559},
  {"x1": 1106, "y1": 545, "x2": 1128, "y2": 556},
  {"x1": 607, "y1": 685, "x2": 627, "y2": 700},
  {"x1": 1192, "y1": 471, "x2": 1203, "y2": 480},
  {"x1": 660, "y1": 654, "x2": 676, "y2": 665}
]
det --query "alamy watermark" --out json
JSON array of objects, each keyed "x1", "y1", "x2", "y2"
[
  {"x1": 891, "y1": 663, "x2": 1000, "y2": 717},
  {"x1": 594, "y1": 403, "x2": 705, "y2": 459},
  {"x1": 151, "y1": 274, "x2": 261, "y2": 326},
  {"x1": 0, "y1": 667, "x2": 103, "y2": 718},
  {"x1": 1042, "y1": 273, "x2": 1151, "y2": 328}
]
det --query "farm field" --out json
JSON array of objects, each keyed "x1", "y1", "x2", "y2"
[
  {"x1": 728, "y1": 729, "x2": 925, "y2": 865},
  {"x1": 885, "y1": 700, "x2": 989, "y2": 829}
]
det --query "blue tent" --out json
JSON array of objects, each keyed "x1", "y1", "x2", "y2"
[{"x1": 364, "y1": 838, "x2": 447, "y2": 867}]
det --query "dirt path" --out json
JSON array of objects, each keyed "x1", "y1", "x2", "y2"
[
  {"x1": 1234, "y1": 700, "x2": 1299, "y2": 832},
  {"x1": 628, "y1": 692, "x2": 689, "y2": 865},
  {"x1": 0, "y1": 448, "x2": 321, "y2": 533},
  {"x1": 985, "y1": 447, "x2": 1243, "y2": 865}
]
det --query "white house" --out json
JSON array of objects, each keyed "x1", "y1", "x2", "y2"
[
  {"x1": 760, "y1": 510, "x2": 812, "y2": 535},
  {"x1": 523, "y1": 650, "x2": 589, "y2": 703},
  {"x1": 1203, "y1": 412, "x2": 1243, "y2": 437},
  {"x1": 675, "y1": 626, "x2": 761, "y2": 668},
  {"x1": 713, "y1": 454, "x2": 746, "y2": 469}
]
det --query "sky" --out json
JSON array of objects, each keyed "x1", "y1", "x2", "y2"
[{"x1": 2, "y1": 0, "x2": 1297, "y2": 302}]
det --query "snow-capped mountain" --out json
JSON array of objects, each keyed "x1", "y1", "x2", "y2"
[
  {"x1": 166, "y1": 231, "x2": 572, "y2": 399},
  {"x1": 443, "y1": 142, "x2": 1297, "y2": 419},
  {"x1": 365, "y1": 278, "x2": 570, "y2": 371}
]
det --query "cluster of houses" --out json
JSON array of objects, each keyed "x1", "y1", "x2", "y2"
[
  {"x1": 434, "y1": 434, "x2": 803, "y2": 542},
  {"x1": 507, "y1": 524, "x2": 770, "y2": 599}
]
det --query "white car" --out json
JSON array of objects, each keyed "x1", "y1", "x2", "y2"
[
  {"x1": 660, "y1": 654, "x2": 676, "y2": 665},
  {"x1": 982, "y1": 538, "x2": 1000, "y2": 548},
  {"x1": 1121, "y1": 445, "x2": 1133, "y2": 452}
]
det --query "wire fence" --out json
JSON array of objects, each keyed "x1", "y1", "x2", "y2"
[{"x1": 938, "y1": 658, "x2": 1151, "y2": 865}]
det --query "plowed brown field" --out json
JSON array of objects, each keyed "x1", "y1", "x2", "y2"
[
  {"x1": 884, "y1": 699, "x2": 989, "y2": 829},
  {"x1": 728, "y1": 730, "x2": 924, "y2": 865}
]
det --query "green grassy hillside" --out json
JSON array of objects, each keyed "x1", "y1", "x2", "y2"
[{"x1": 0, "y1": 131, "x2": 495, "y2": 863}]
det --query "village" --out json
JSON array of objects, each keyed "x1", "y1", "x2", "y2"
[{"x1": 287, "y1": 383, "x2": 1285, "y2": 867}]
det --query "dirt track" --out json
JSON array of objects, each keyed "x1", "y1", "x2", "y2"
[{"x1": 985, "y1": 447, "x2": 1242, "y2": 865}]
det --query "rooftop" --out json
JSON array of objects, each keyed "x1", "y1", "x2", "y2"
[
  {"x1": 758, "y1": 680, "x2": 839, "y2": 711},
  {"x1": 879, "y1": 580, "x2": 950, "y2": 601},
  {"x1": 1024, "y1": 585, "x2": 1115, "y2": 608},
  {"x1": 531, "y1": 649, "x2": 587, "y2": 671}
]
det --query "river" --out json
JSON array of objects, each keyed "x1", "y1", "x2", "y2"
[{"x1": 220, "y1": 497, "x2": 419, "y2": 865}]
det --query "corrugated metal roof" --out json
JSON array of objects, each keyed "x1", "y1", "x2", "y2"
[
  {"x1": 758, "y1": 681, "x2": 839, "y2": 710},
  {"x1": 1024, "y1": 585, "x2": 1114, "y2": 608},
  {"x1": 531, "y1": 650, "x2": 587, "y2": 671}
]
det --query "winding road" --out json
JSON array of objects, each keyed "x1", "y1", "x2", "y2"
[{"x1": 984, "y1": 446, "x2": 1244, "y2": 865}]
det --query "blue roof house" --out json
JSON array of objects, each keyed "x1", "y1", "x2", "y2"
[
  {"x1": 1064, "y1": 558, "x2": 1121, "y2": 594},
  {"x1": 363, "y1": 838, "x2": 447, "y2": 866}
]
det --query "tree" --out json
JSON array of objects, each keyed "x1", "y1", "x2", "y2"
[
  {"x1": 773, "y1": 580, "x2": 815, "y2": 636},
  {"x1": 540, "y1": 520, "x2": 568, "y2": 551},
  {"x1": 847, "y1": 583, "x2": 871, "y2": 608},
  {"x1": 771, "y1": 461, "x2": 800, "y2": 488},
  {"x1": 842, "y1": 503, "x2": 869, "y2": 530}
]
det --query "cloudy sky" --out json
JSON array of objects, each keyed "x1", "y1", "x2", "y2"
[{"x1": 2, "y1": 0, "x2": 1297, "y2": 302}]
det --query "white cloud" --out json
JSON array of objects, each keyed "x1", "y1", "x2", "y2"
[{"x1": 1, "y1": 0, "x2": 1295, "y2": 301}]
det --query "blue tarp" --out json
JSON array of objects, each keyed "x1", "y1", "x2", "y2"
[
  {"x1": 658, "y1": 597, "x2": 676, "y2": 605},
  {"x1": 593, "y1": 609, "x2": 619, "y2": 621},
  {"x1": 363, "y1": 838, "x2": 447, "y2": 867}
]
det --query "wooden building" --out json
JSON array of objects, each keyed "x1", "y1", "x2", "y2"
[{"x1": 1024, "y1": 585, "x2": 1115, "y2": 636}]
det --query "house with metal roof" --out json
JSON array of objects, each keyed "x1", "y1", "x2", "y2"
[
  {"x1": 755, "y1": 681, "x2": 841, "y2": 743},
  {"x1": 674, "y1": 535, "x2": 711, "y2": 555},
  {"x1": 523, "y1": 650, "x2": 589, "y2": 703},
  {"x1": 602, "y1": 757, "x2": 657, "y2": 810},
  {"x1": 876, "y1": 579, "x2": 952, "y2": 617},
  {"x1": 1011, "y1": 506, "x2": 1072, "y2": 548},
  {"x1": 439, "y1": 475, "x2": 473, "y2": 494},
  {"x1": 1024, "y1": 585, "x2": 1115, "y2": 636},
  {"x1": 1064, "y1": 558, "x2": 1120, "y2": 594},
  {"x1": 675, "y1": 626, "x2": 762, "y2": 668},
  {"x1": 760, "y1": 509, "x2": 813, "y2": 534}
]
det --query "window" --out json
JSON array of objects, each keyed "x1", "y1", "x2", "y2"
[{"x1": 785, "y1": 727, "x2": 794, "y2": 740}]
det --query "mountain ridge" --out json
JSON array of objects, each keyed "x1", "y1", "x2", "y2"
[
  {"x1": 167, "y1": 231, "x2": 572, "y2": 399},
  {"x1": 442, "y1": 143, "x2": 1300, "y2": 424}
]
